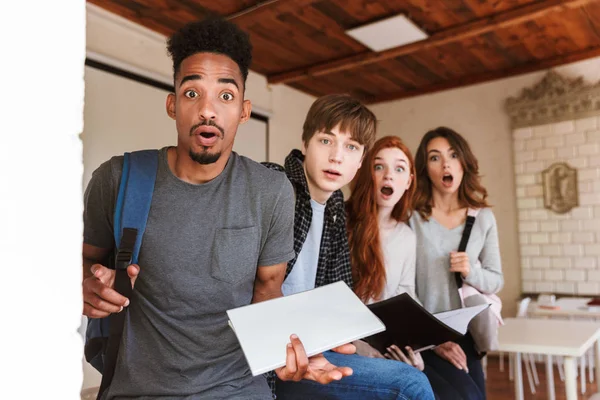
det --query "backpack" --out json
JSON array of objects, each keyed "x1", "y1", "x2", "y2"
[{"x1": 84, "y1": 150, "x2": 159, "y2": 395}]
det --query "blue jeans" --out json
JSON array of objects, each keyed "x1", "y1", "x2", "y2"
[{"x1": 275, "y1": 351, "x2": 435, "y2": 400}]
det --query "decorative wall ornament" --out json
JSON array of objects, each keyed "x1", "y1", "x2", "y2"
[
  {"x1": 505, "y1": 71, "x2": 600, "y2": 128},
  {"x1": 542, "y1": 162, "x2": 579, "y2": 214}
]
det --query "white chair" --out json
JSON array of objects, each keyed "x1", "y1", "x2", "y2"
[
  {"x1": 570, "y1": 314, "x2": 596, "y2": 395},
  {"x1": 500, "y1": 296, "x2": 592, "y2": 395},
  {"x1": 537, "y1": 293, "x2": 556, "y2": 305},
  {"x1": 531, "y1": 296, "x2": 594, "y2": 396},
  {"x1": 502, "y1": 297, "x2": 539, "y2": 394},
  {"x1": 588, "y1": 345, "x2": 595, "y2": 383},
  {"x1": 500, "y1": 297, "x2": 533, "y2": 371}
]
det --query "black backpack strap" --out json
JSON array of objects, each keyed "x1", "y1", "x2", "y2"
[
  {"x1": 97, "y1": 150, "x2": 158, "y2": 399},
  {"x1": 98, "y1": 229, "x2": 137, "y2": 397},
  {"x1": 455, "y1": 210, "x2": 477, "y2": 289}
]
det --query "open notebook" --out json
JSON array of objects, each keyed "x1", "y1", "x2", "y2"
[
  {"x1": 366, "y1": 293, "x2": 490, "y2": 353},
  {"x1": 227, "y1": 281, "x2": 385, "y2": 376}
]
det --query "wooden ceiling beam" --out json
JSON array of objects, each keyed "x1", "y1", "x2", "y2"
[
  {"x1": 226, "y1": 0, "x2": 321, "y2": 22},
  {"x1": 268, "y1": 0, "x2": 599, "y2": 85},
  {"x1": 366, "y1": 45, "x2": 600, "y2": 104},
  {"x1": 226, "y1": 0, "x2": 281, "y2": 20}
]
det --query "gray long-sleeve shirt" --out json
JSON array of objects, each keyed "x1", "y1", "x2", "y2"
[{"x1": 409, "y1": 208, "x2": 504, "y2": 314}]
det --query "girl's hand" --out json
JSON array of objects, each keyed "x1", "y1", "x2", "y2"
[
  {"x1": 450, "y1": 251, "x2": 470, "y2": 278},
  {"x1": 433, "y1": 341, "x2": 468, "y2": 372},
  {"x1": 384, "y1": 345, "x2": 425, "y2": 371}
]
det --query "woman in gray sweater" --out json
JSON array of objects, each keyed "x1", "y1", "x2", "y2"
[{"x1": 409, "y1": 127, "x2": 504, "y2": 400}]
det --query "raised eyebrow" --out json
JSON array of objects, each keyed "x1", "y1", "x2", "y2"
[
  {"x1": 427, "y1": 149, "x2": 441, "y2": 155},
  {"x1": 396, "y1": 159, "x2": 408, "y2": 164},
  {"x1": 180, "y1": 74, "x2": 201, "y2": 87},
  {"x1": 218, "y1": 77, "x2": 239, "y2": 90},
  {"x1": 179, "y1": 75, "x2": 240, "y2": 90}
]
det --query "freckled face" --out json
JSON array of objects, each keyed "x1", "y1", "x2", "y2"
[{"x1": 373, "y1": 147, "x2": 413, "y2": 208}]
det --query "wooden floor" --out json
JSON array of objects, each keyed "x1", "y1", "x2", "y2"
[{"x1": 486, "y1": 355, "x2": 598, "y2": 400}]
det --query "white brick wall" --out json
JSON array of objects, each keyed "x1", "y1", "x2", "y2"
[
  {"x1": 578, "y1": 282, "x2": 599, "y2": 295},
  {"x1": 514, "y1": 116, "x2": 600, "y2": 295},
  {"x1": 575, "y1": 117, "x2": 597, "y2": 132},
  {"x1": 555, "y1": 282, "x2": 576, "y2": 294}
]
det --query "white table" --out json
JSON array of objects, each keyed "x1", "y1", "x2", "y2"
[
  {"x1": 529, "y1": 298, "x2": 600, "y2": 319},
  {"x1": 498, "y1": 318, "x2": 600, "y2": 400}
]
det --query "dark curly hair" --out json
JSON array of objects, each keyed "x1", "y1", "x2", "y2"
[{"x1": 167, "y1": 16, "x2": 252, "y2": 86}]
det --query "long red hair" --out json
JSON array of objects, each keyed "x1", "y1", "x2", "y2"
[{"x1": 346, "y1": 136, "x2": 416, "y2": 302}]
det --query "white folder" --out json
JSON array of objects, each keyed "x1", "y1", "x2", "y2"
[{"x1": 227, "y1": 281, "x2": 386, "y2": 376}]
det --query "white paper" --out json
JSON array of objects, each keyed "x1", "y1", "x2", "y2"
[
  {"x1": 227, "y1": 281, "x2": 386, "y2": 376},
  {"x1": 433, "y1": 304, "x2": 490, "y2": 334}
]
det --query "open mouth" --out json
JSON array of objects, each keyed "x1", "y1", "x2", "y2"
[
  {"x1": 381, "y1": 186, "x2": 394, "y2": 196},
  {"x1": 193, "y1": 129, "x2": 221, "y2": 147},
  {"x1": 442, "y1": 173, "x2": 453, "y2": 186}
]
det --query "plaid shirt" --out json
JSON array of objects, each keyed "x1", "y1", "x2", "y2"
[
  {"x1": 262, "y1": 149, "x2": 354, "y2": 396},
  {"x1": 263, "y1": 149, "x2": 353, "y2": 288}
]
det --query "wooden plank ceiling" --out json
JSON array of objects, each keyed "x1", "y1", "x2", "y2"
[{"x1": 90, "y1": 0, "x2": 600, "y2": 104}]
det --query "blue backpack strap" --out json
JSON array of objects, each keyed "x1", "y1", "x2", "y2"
[
  {"x1": 85, "y1": 149, "x2": 159, "y2": 374},
  {"x1": 114, "y1": 149, "x2": 159, "y2": 264},
  {"x1": 112, "y1": 152, "x2": 130, "y2": 255}
]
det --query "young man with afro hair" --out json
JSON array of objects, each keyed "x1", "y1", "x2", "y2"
[{"x1": 82, "y1": 17, "x2": 354, "y2": 399}]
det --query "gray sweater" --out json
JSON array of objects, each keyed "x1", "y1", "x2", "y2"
[{"x1": 409, "y1": 208, "x2": 504, "y2": 314}]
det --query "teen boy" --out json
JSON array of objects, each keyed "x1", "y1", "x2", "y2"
[{"x1": 264, "y1": 94, "x2": 434, "y2": 399}]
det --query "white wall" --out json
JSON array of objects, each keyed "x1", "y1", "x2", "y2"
[
  {"x1": 82, "y1": 66, "x2": 176, "y2": 186},
  {"x1": 370, "y1": 56, "x2": 600, "y2": 318},
  {"x1": 86, "y1": 3, "x2": 313, "y2": 170},
  {"x1": 1, "y1": 1, "x2": 85, "y2": 399}
]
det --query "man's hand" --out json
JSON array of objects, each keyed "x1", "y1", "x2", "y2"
[
  {"x1": 82, "y1": 264, "x2": 140, "y2": 318},
  {"x1": 275, "y1": 334, "x2": 355, "y2": 384},
  {"x1": 449, "y1": 251, "x2": 471, "y2": 278},
  {"x1": 384, "y1": 345, "x2": 424, "y2": 371},
  {"x1": 433, "y1": 341, "x2": 468, "y2": 372},
  {"x1": 353, "y1": 339, "x2": 384, "y2": 359}
]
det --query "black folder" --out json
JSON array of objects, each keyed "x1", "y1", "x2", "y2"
[{"x1": 365, "y1": 293, "x2": 489, "y2": 353}]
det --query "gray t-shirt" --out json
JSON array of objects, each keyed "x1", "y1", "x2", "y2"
[
  {"x1": 410, "y1": 208, "x2": 504, "y2": 314},
  {"x1": 84, "y1": 147, "x2": 295, "y2": 400}
]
